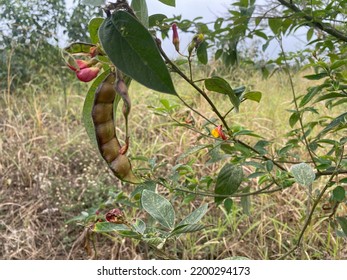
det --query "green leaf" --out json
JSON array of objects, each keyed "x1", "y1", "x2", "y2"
[
  {"x1": 307, "y1": 27, "x2": 314, "y2": 41},
  {"x1": 266, "y1": 160, "x2": 273, "y2": 172},
  {"x1": 169, "y1": 224, "x2": 207, "y2": 236},
  {"x1": 299, "y1": 85, "x2": 325, "y2": 107},
  {"x1": 215, "y1": 49, "x2": 223, "y2": 60},
  {"x1": 268, "y1": 18, "x2": 282, "y2": 35},
  {"x1": 205, "y1": 76, "x2": 240, "y2": 111},
  {"x1": 336, "y1": 217, "x2": 347, "y2": 236},
  {"x1": 88, "y1": 17, "x2": 104, "y2": 44},
  {"x1": 99, "y1": 11, "x2": 176, "y2": 94},
  {"x1": 93, "y1": 222, "x2": 129, "y2": 232},
  {"x1": 82, "y1": 70, "x2": 111, "y2": 149},
  {"x1": 148, "y1": 14, "x2": 167, "y2": 27},
  {"x1": 215, "y1": 164, "x2": 243, "y2": 204},
  {"x1": 241, "y1": 189, "x2": 251, "y2": 215},
  {"x1": 158, "y1": 0, "x2": 175, "y2": 7},
  {"x1": 318, "y1": 112, "x2": 347, "y2": 137},
  {"x1": 332, "y1": 186, "x2": 346, "y2": 202},
  {"x1": 133, "y1": 218, "x2": 146, "y2": 234},
  {"x1": 243, "y1": 91, "x2": 262, "y2": 102},
  {"x1": 131, "y1": 0, "x2": 149, "y2": 28},
  {"x1": 177, "y1": 203, "x2": 208, "y2": 226},
  {"x1": 289, "y1": 111, "x2": 300, "y2": 128},
  {"x1": 197, "y1": 41, "x2": 208, "y2": 65},
  {"x1": 330, "y1": 59, "x2": 347, "y2": 70},
  {"x1": 141, "y1": 189, "x2": 175, "y2": 229},
  {"x1": 224, "y1": 198, "x2": 233, "y2": 214},
  {"x1": 290, "y1": 163, "x2": 316, "y2": 187},
  {"x1": 304, "y1": 72, "x2": 329, "y2": 80},
  {"x1": 234, "y1": 86, "x2": 246, "y2": 97}
]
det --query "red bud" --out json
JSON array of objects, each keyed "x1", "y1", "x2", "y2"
[
  {"x1": 68, "y1": 59, "x2": 89, "y2": 72},
  {"x1": 76, "y1": 66, "x2": 100, "y2": 82},
  {"x1": 172, "y1": 23, "x2": 180, "y2": 52}
]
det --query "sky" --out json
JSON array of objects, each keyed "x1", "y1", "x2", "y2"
[{"x1": 65, "y1": 0, "x2": 307, "y2": 59}]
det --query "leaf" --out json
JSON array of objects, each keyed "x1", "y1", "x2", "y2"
[
  {"x1": 299, "y1": 85, "x2": 325, "y2": 107},
  {"x1": 177, "y1": 203, "x2": 208, "y2": 226},
  {"x1": 307, "y1": 27, "x2": 314, "y2": 41},
  {"x1": 289, "y1": 111, "x2": 300, "y2": 128},
  {"x1": 82, "y1": 70, "x2": 111, "y2": 148},
  {"x1": 268, "y1": 18, "x2": 282, "y2": 35},
  {"x1": 304, "y1": 72, "x2": 329, "y2": 80},
  {"x1": 224, "y1": 198, "x2": 233, "y2": 214},
  {"x1": 93, "y1": 222, "x2": 129, "y2": 232},
  {"x1": 99, "y1": 11, "x2": 176, "y2": 94},
  {"x1": 148, "y1": 14, "x2": 167, "y2": 27},
  {"x1": 215, "y1": 49, "x2": 223, "y2": 60},
  {"x1": 266, "y1": 160, "x2": 274, "y2": 172},
  {"x1": 158, "y1": 0, "x2": 175, "y2": 7},
  {"x1": 332, "y1": 186, "x2": 346, "y2": 203},
  {"x1": 318, "y1": 112, "x2": 347, "y2": 137},
  {"x1": 215, "y1": 164, "x2": 243, "y2": 204},
  {"x1": 133, "y1": 218, "x2": 146, "y2": 234},
  {"x1": 330, "y1": 59, "x2": 347, "y2": 70},
  {"x1": 243, "y1": 91, "x2": 262, "y2": 102},
  {"x1": 197, "y1": 41, "x2": 208, "y2": 65},
  {"x1": 241, "y1": 192, "x2": 251, "y2": 215},
  {"x1": 169, "y1": 224, "x2": 207, "y2": 236},
  {"x1": 131, "y1": 0, "x2": 149, "y2": 28},
  {"x1": 336, "y1": 217, "x2": 347, "y2": 236},
  {"x1": 88, "y1": 17, "x2": 104, "y2": 44},
  {"x1": 205, "y1": 76, "x2": 240, "y2": 111},
  {"x1": 141, "y1": 189, "x2": 175, "y2": 229},
  {"x1": 290, "y1": 163, "x2": 316, "y2": 187}
]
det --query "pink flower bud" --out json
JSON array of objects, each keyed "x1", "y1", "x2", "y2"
[
  {"x1": 67, "y1": 59, "x2": 89, "y2": 72},
  {"x1": 172, "y1": 23, "x2": 180, "y2": 52},
  {"x1": 76, "y1": 66, "x2": 100, "y2": 82}
]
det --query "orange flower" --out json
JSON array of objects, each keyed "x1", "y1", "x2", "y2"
[{"x1": 211, "y1": 125, "x2": 227, "y2": 140}]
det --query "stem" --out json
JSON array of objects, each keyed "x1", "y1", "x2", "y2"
[
  {"x1": 279, "y1": 40, "x2": 318, "y2": 170},
  {"x1": 156, "y1": 40, "x2": 229, "y2": 130},
  {"x1": 277, "y1": 0, "x2": 347, "y2": 42}
]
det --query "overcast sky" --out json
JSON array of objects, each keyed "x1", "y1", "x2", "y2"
[{"x1": 66, "y1": 0, "x2": 307, "y2": 59}]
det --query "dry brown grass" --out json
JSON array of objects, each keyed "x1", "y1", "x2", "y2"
[{"x1": 1, "y1": 69, "x2": 346, "y2": 260}]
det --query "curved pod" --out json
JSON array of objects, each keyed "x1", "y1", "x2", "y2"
[{"x1": 92, "y1": 73, "x2": 140, "y2": 184}]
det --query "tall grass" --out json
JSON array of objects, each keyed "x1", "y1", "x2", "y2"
[{"x1": 0, "y1": 67, "x2": 346, "y2": 259}]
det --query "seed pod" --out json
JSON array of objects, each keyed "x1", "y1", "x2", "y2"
[{"x1": 92, "y1": 72, "x2": 141, "y2": 184}]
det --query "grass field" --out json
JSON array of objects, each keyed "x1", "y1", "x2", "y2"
[{"x1": 1, "y1": 67, "x2": 346, "y2": 260}]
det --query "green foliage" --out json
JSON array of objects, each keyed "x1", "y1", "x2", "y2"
[
  {"x1": 290, "y1": 163, "x2": 316, "y2": 187},
  {"x1": 61, "y1": 0, "x2": 347, "y2": 259},
  {"x1": 141, "y1": 189, "x2": 175, "y2": 229},
  {"x1": 99, "y1": 11, "x2": 176, "y2": 94},
  {"x1": 215, "y1": 164, "x2": 243, "y2": 204}
]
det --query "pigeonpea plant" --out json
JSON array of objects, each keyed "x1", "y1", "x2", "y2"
[{"x1": 63, "y1": 0, "x2": 347, "y2": 259}]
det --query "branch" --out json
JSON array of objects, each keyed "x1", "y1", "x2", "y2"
[{"x1": 277, "y1": 0, "x2": 347, "y2": 42}]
